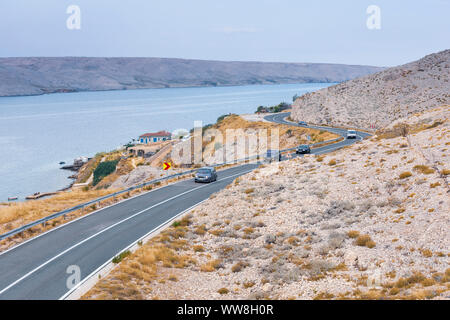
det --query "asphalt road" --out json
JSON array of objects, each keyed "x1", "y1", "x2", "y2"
[
  {"x1": 0, "y1": 113, "x2": 370, "y2": 300},
  {"x1": 264, "y1": 113, "x2": 371, "y2": 157}
]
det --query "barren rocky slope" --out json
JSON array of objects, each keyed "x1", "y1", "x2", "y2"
[
  {"x1": 84, "y1": 106, "x2": 449, "y2": 300},
  {"x1": 0, "y1": 57, "x2": 383, "y2": 97},
  {"x1": 291, "y1": 50, "x2": 450, "y2": 130}
]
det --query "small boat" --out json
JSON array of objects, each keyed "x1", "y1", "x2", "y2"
[
  {"x1": 8, "y1": 197, "x2": 18, "y2": 201},
  {"x1": 59, "y1": 161, "x2": 66, "y2": 165}
]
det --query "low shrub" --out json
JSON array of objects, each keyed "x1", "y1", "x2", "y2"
[
  {"x1": 355, "y1": 234, "x2": 376, "y2": 248},
  {"x1": 112, "y1": 250, "x2": 131, "y2": 264},
  {"x1": 200, "y1": 259, "x2": 222, "y2": 272},
  {"x1": 93, "y1": 160, "x2": 119, "y2": 186},
  {"x1": 217, "y1": 288, "x2": 229, "y2": 295},
  {"x1": 232, "y1": 261, "x2": 249, "y2": 273},
  {"x1": 243, "y1": 281, "x2": 255, "y2": 288},
  {"x1": 194, "y1": 225, "x2": 207, "y2": 235},
  {"x1": 430, "y1": 182, "x2": 441, "y2": 188},
  {"x1": 413, "y1": 165, "x2": 435, "y2": 174},
  {"x1": 398, "y1": 172, "x2": 412, "y2": 179},
  {"x1": 347, "y1": 230, "x2": 360, "y2": 238}
]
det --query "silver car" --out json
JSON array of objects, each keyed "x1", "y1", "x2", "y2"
[{"x1": 194, "y1": 167, "x2": 217, "y2": 183}]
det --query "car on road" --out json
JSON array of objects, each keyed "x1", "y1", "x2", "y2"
[
  {"x1": 265, "y1": 149, "x2": 282, "y2": 162},
  {"x1": 346, "y1": 130, "x2": 357, "y2": 139},
  {"x1": 298, "y1": 121, "x2": 308, "y2": 126},
  {"x1": 194, "y1": 167, "x2": 217, "y2": 183},
  {"x1": 296, "y1": 144, "x2": 311, "y2": 154}
]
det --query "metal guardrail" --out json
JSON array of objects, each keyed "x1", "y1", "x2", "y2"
[
  {"x1": 0, "y1": 154, "x2": 268, "y2": 241},
  {"x1": 0, "y1": 133, "x2": 346, "y2": 242},
  {"x1": 0, "y1": 168, "x2": 198, "y2": 241}
]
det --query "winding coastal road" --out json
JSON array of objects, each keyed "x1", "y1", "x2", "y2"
[
  {"x1": 264, "y1": 113, "x2": 371, "y2": 157},
  {"x1": 0, "y1": 112, "x2": 369, "y2": 300}
]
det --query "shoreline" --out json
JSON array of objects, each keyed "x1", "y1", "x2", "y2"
[
  {"x1": 3, "y1": 108, "x2": 297, "y2": 203},
  {"x1": 0, "y1": 80, "x2": 338, "y2": 99},
  {"x1": 0, "y1": 82, "x2": 333, "y2": 202}
]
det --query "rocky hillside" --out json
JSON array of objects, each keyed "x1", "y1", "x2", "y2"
[
  {"x1": 171, "y1": 114, "x2": 339, "y2": 166},
  {"x1": 0, "y1": 57, "x2": 383, "y2": 97},
  {"x1": 291, "y1": 50, "x2": 450, "y2": 130},
  {"x1": 84, "y1": 106, "x2": 449, "y2": 300}
]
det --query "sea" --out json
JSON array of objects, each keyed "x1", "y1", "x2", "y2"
[{"x1": 0, "y1": 83, "x2": 334, "y2": 201}]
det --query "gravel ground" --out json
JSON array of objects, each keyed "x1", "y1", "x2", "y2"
[{"x1": 84, "y1": 107, "x2": 449, "y2": 300}]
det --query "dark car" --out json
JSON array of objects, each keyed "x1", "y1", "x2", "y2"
[
  {"x1": 296, "y1": 144, "x2": 311, "y2": 154},
  {"x1": 266, "y1": 149, "x2": 282, "y2": 162},
  {"x1": 298, "y1": 121, "x2": 308, "y2": 126},
  {"x1": 194, "y1": 167, "x2": 217, "y2": 183}
]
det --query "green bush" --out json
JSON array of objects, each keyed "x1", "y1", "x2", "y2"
[
  {"x1": 112, "y1": 250, "x2": 131, "y2": 264},
  {"x1": 93, "y1": 160, "x2": 119, "y2": 186}
]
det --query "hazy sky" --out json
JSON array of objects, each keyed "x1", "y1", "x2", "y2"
[{"x1": 0, "y1": 0, "x2": 448, "y2": 66}]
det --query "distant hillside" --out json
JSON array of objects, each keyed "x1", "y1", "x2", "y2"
[
  {"x1": 0, "y1": 57, "x2": 383, "y2": 97},
  {"x1": 291, "y1": 49, "x2": 450, "y2": 130}
]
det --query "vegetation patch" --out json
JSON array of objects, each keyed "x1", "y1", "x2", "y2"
[
  {"x1": 93, "y1": 160, "x2": 119, "y2": 186},
  {"x1": 217, "y1": 288, "x2": 229, "y2": 295},
  {"x1": 413, "y1": 165, "x2": 435, "y2": 174},
  {"x1": 112, "y1": 250, "x2": 131, "y2": 264},
  {"x1": 398, "y1": 171, "x2": 413, "y2": 179},
  {"x1": 355, "y1": 234, "x2": 376, "y2": 248}
]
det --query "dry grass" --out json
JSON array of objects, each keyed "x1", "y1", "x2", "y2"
[
  {"x1": 413, "y1": 165, "x2": 435, "y2": 174},
  {"x1": 376, "y1": 123, "x2": 410, "y2": 139},
  {"x1": 328, "y1": 159, "x2": 337, "y2": 166},
  {"x1": 243, "y1": 281, "x2": 255, "y2": 289},
  {"x1": 231, "y1": 261, "x2": 249, "y2": 273},
  {"x1": 82, "y1": 215, "x2": 200, "y2": 299},
  {"x1": 420, "y1": 249, "x2": 433, "y2": 258},
  {"x1": 0, "y1": 189, "x2": 118, "y2": 233},
  {"x1": 347, "y1": 230, "x2": 360, "y2": 239},
  {"x1": 430, "y1": 182, "x2": 441, "y2": 188},
  {"x1": 209, "y1": 229, "x2": 224, "y2": 236},
  {"x1": 209, "y1": 115, "x2": 339, "y2": 149},
  {"x1": 200, "y1": 259, "x2": 222, "y2": 272},
  {"x1": 398, "y1": 172, "x2": 413, "y2": 179},
  {"x1": 217, "y1": 288, "x2": 229, "y2": 295},
  {"x1": 193, "y1": 245, "x2": 205, "y2": 252},
  {"x1": 355, "y1": 234, "x2": 376, "y2": 248},
  {"x1": 244, "y1": 188, "x2": 255, "y2": 194},
  {"x1": 194, "y1": 224, "x2": 207, "y2": 235}
]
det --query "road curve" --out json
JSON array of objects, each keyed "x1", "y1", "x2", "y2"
[
  {"x1": 0, "y1": 113, "x2": 370, "y2": 300},
  {"x1": 264, "y1": 112, "x2": 371, "y2": 157}
]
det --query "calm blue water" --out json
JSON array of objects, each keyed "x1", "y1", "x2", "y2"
[{"x1": 0, "y1": 83, "x2": 333, "y2": 201}]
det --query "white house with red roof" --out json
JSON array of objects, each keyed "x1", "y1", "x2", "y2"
[{"x1": 138, "y1": 130, "x2": 172, "y2": 144}]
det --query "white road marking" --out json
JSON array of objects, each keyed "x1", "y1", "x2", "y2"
[
  {"x1": 59, "y1": 199, "x2": 208, "y2": 300},
  {"x1": 1, "y1": 113, "x2": 369, "y2": 298},
  {"x1": 0, "y1": 169, "x2": 252, "y2": 296},
  {"x1": 0, "y1": 181, "x2": 177, "y2": 257}
]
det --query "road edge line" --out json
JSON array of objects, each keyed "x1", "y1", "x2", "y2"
[
  {"x1": 60, "y1": 199, "x2": 208, "y2": 300},
  {"x1": 0, "y1": 170, "x2": 252, "y2": 297}
]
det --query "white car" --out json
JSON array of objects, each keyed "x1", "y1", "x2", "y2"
[{"x1": 346, "y1": 130, "x2": 357, "y2": 139}]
